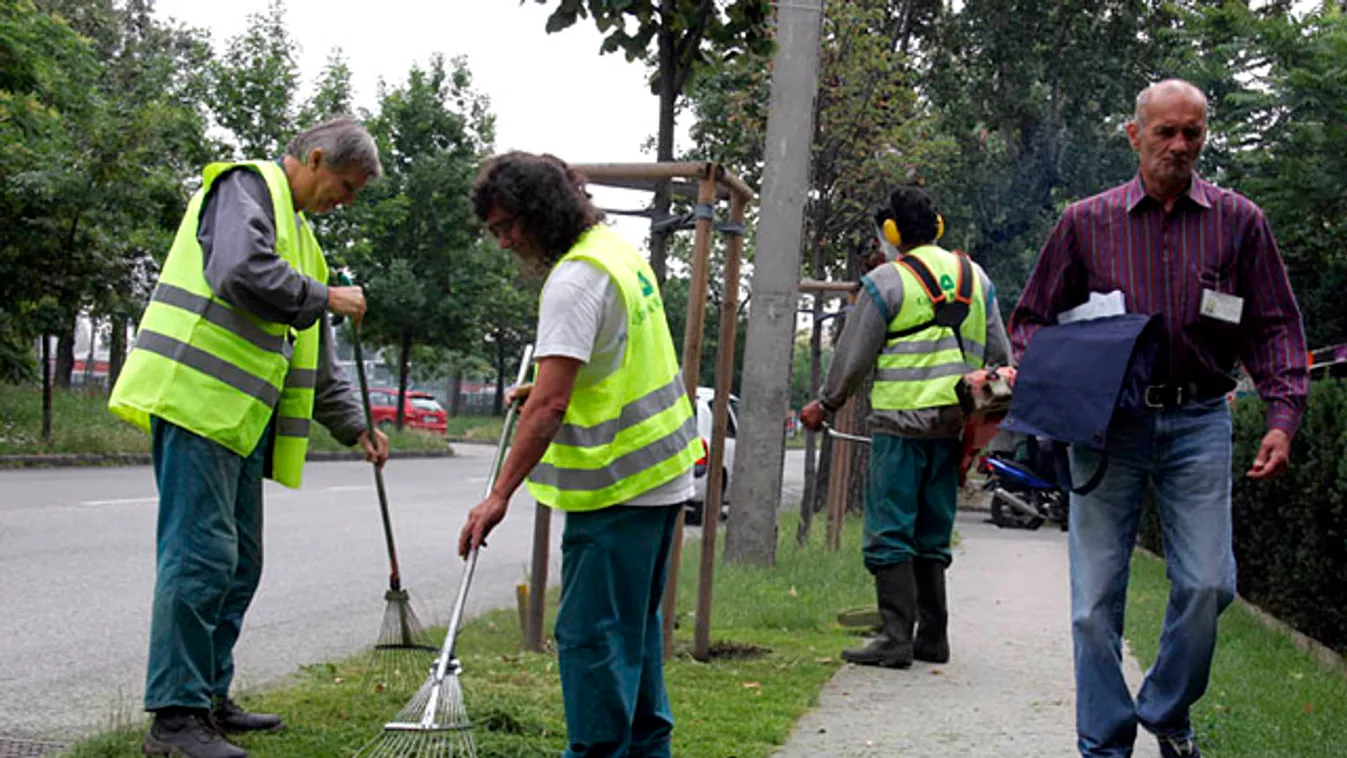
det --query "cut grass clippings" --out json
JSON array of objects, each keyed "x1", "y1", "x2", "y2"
[
  {"x1": 64, "y1": 514, "x2": 872, "y2": 757},
  {"x1": 1125, "y1": 550, "x2": 1347, "y2": 758},
  {"x1": 0, "y1": 385, "x2": 501, "y2": 458}
]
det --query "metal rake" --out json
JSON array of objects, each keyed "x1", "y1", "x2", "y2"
[{"x1": 354, "y1": 344, "x2": 532, "y2": 758}]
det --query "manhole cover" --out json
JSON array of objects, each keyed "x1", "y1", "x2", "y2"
[{"x1": 0, "y1": 737, "x2": 66, "y2": 758}]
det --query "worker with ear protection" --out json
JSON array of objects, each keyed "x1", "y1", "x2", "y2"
[{"x1": 800, "y1": 186, "x2": 1012, "y2": 668}]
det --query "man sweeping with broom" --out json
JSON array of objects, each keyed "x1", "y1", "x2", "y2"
[
  {"x1": 459, "y1": 151, "x2": 700, "y2": 758},
  {"x1": 108, "y1": 117, "x2": 389, "y2": 758}
]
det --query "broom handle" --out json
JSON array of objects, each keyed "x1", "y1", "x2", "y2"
[
  {"x1": 435, "y1": 343, "x2": 534, "y2": 680},
  {"x1": 352, "y1": 320, "x2": 404, "y2": 591}
]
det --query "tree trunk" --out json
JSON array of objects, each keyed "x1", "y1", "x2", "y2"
[
  {"x1": 108, "y1": 315, "x2": 126, "y2": 390},
  {"x1": 396, "y1": 328, "x2": 413, "y2": 431},
  {"x1": 798, "y1": 291, "x2": 827, "y2": 545},
  {"x1": 450, "y1": 365, "x2": 463, "y2": 418},
  {"x1": 41, "y1": 335, "x2": 53, "y2": 444},
  {"x1": 843, "y1": 250, "x2": 870, "y2": 515},
  {"x1": 55, "y1": 326, "x2": 76, "y2": 390},
  {"x1": 493, "y1": 333, "x2": 506, "y2": 416},
  {"x1": 648, "y1": 12, "x2": 677, "y2": 286},
  {"x1": 83, "y1": 316, "x2": 98, "y2": 388},
  {"x1": 813, "y1": 431, "x2": 833, "y2": 516}
]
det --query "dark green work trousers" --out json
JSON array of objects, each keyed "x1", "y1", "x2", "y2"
[
  {"x1": 863, "y1": 434, "x2": 961, "y2": 572},
  {"x1": 556, "y1": 503, "x2": 681, "y2": 758}
]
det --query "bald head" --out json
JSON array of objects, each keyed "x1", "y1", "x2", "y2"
[{"x1": 1134, "y1": 79, "x2": 1208, "y2": 128}]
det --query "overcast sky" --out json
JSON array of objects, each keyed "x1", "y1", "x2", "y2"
[{"x1": 154, "y1": 0, "x2": 681, "y2": 249}]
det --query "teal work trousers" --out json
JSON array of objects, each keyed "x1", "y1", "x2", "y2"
[
  {"x1": 556, "y1": 503, "x2": 681, "y2": 758},
  {"x1": 863, "y1": 434, "x2": 961, "y2": 572},
  {"x1": 143, "y1": 417, "x2": 268, "y2": 711}
]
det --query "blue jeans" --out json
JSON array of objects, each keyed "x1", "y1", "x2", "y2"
[
  {"x1": 144, "y1": 417, "x2": 269, "y2": 711},
  {"x1": 1068, "y1": 397, "x2": 1236, "y2": 756},
  {"x1": 556, "y1": 504, "x2": 680, "y2": 758}
]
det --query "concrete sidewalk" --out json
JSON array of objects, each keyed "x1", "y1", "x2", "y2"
[{"x1": 773, "y1": 514, "x2": 1161, "y2": 758}]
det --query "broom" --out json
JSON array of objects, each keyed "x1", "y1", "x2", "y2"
[
  {"x1": 354, "y1": 343, "x2": 533, "y2": 758},
  {"x1": 348, "y1": 308, "x2": 437, "y2": 691}
]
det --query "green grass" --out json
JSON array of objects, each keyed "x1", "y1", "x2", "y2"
[
  {"x1": 1125, "y1": 551, "x2": 1347, "y2": 758},
  {"x1": 0, "y1": 385, "x2": 149, "y2": 455},
  {"x1": 65, "y1": 515, "x2": 873, "y2": 757},
  {"x1": 447, "y1": 415, "x2": 506, "y2": 442},
  {"x1": 0, "y1": 385, "x2": 451, "y2": 457}
]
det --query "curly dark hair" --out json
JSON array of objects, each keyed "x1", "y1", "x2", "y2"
[
  {"x1": 472, "y1": 152, "x2": 603, "y2": 267},
  {"x1": 875, "y1": 185, "x2": 940, "y2": 247}
]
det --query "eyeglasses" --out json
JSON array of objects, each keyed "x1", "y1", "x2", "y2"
[{"x1": 487, "y1": 215, "x2": 517, "y2": 240}]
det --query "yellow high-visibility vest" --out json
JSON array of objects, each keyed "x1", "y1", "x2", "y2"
[
  {"x1": 109, "y1": 160, "x2": 327, "y2": 488},
  {"x1": 525, "y1": 225, "x2": 700, "y2": 511},
  {"x1": 871, "y1": 245, "x2": 987, "y2": 411}
]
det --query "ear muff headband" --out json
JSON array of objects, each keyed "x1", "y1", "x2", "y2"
[{"x1": 883, "y1": 214, "x2": 945, "y2": 246}]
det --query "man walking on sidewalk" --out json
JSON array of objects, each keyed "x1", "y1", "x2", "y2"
[
  {"x1": 801, "y1": 186, "x2": 1012, "y2": 669},
  {"x1": 459, "y1": 152, "x2": 700, "y2": 758},
  {"x1": 109, "y1": 117, "x2": 389, "y2": 758},
  {"x1": 1010, "y1": 80, "x2": 1308, "y2": 758}
]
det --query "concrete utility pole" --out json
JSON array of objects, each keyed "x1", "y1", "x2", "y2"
[{"x1": 724, "y1": 0, "x2": 824, "y2": 566}]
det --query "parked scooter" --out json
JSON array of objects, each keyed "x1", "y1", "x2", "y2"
[{"x1": 979, "y1": 439, "x2": 1069, "y2": 531}]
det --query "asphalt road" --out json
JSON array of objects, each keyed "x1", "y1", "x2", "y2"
[{"x1": 0, "y1": 447, "x2": 807, "y2": 742}]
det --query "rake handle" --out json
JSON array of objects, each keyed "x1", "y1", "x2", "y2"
[
  {"x1": 433, "y1": 343, "x2": 533, "y2": 686},
  {"x1": 352, "y1": 319, "x2": 404, "y2": 591}
]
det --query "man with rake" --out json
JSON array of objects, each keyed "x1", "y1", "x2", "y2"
[
  {"x1": 109, "y1": 117, "x2": 390, "y2": 758},
  {"x1": 460, "y1": 151, "x2": 701, "y2": 758}
]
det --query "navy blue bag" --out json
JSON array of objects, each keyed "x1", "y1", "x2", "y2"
[{"x1": 1000, "y1": 314, "x2": 1163, "y2": 494}]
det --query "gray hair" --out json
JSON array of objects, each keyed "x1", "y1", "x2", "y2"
[
  {"x1": 1133, "y1": 79, "x2": 1208, "y2": 127},
  {"x1": 286, "y1": 117, "x2": 382, "y2": 180}
]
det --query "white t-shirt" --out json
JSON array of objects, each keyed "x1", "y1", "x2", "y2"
[{"x1": 535, "y1": 259, "x2": 695, "y2": 506}]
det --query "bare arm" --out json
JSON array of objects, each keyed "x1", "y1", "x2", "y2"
[{"x1": 458, "y1": 356, "x2": 581, "y2": 557}]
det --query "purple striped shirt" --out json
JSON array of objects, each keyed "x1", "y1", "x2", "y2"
[{"x1": 1010, "y1": 175, "x2": 1309, "y2": 436}]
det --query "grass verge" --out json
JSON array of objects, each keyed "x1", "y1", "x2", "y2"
[
  {"x1": 1125, "y1": 551, "x2": 1347, "y2": 758},
  {"x1": 0, "y1": 385, "x2": 491, "y2": 457},
  {"x1": 65, "y1": 515, "x2": 871, "y2": 757}
]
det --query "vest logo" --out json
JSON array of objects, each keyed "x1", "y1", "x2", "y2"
[
  {"x1": 638, "y1": 271, "x2": 655, "y2": 298},
  {"x1": 939, "y1": 274, "x2": 956, "y2": 294}
]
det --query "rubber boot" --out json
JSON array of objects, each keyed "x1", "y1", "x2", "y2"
[
  {"x1": 842, "y1": 562, "x2": 916, "y2": 669},
  {"x1": 913, "y1": 558, "x2": 950, "y2": 663}
]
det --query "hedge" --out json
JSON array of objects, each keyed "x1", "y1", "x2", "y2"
[{"x1": 1139, "y1": 380, "x2": 1347, "y2": 656}]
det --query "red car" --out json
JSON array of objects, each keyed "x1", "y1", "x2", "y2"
[{"x1": 368, "y1": 389, "x2": 447, "y2": 435}]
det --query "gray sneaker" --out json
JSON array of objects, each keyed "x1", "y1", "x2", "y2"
[{"x1": 143, "y1": 709, "x2": 247, "y2": 758}]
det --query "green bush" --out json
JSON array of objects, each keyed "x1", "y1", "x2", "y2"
[{"x1": 1139, "y1": 381, "x2": 1347, "y2": 655}]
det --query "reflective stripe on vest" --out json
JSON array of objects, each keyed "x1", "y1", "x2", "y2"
[
  {"x1": 552, "y1": 373, "x2": 687, "y2": 448},
  {"x1": 109, "y1": 160, "x2": 327, "y2": 488},
  {"x1": 871, "y1": 246, "x2": 988, "y2": 411},
  {"x1": 525, "y1": 225, "x2": 700, "y2": 511}
]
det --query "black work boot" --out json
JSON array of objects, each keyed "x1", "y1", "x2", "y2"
[
  {"x1": 913, "y1": 558, "x2": 950, "y2": 664},
  {"x1": 143, "y1": 708, "x2": 247, "y2": 758},
  {"x1": 211, "y1": 697, "x2": 284, "y2": 734},
  {"x1": 842, "y1": 561, "x2": 916, "y2": 669}
]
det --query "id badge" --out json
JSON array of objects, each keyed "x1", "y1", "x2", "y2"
[{"x1": 1200, "y1": 288, "x2": 1243, "y2": 325}]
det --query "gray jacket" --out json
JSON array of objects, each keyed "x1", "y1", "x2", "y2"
[
  {"x1": 819, "y1": 257, "x2": 1012, "y2": 439},
  {"x1": 197, "y1": 166, "x2": 366, "y2": 446}
]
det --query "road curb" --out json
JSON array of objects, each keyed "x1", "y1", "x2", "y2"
[{"x1": 0, "y1": 447, "x2": 456, "y2": 469}]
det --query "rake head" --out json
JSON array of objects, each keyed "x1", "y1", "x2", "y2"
[
  {"x1": 363, "y1": 589, "x2": 438, "y2": 692},
  {"x1": 353, "y1": 660, "x2": 477, "y2": 758}
]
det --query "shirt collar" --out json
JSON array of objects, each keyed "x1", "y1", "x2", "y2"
[{"x1": 1126, "y1": 173, "x2": 1212, "y2": 212}]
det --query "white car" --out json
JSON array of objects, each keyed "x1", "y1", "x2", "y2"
[{"x1": 684, "y1": 387, "x2": 738, "y2": 526}]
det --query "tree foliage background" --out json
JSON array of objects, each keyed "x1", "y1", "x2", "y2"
[{"x1": 7, "y1": 0, "x2": 1347, "y2": 428}]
